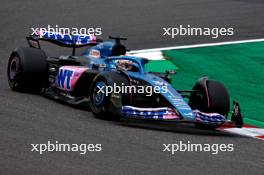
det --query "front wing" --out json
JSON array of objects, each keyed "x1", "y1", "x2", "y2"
[{"x1": 122, "y1": 106, "x2": 226, "y2": 125}]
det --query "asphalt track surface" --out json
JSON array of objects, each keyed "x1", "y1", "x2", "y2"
[{"x1": 1, "y1": 0, "x2": 264, "y2": 175}]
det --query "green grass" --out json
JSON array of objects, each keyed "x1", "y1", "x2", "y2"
[
  {"x1": 144, "y1": 60, "x2": 178, "y2": 73},
  {"x1": 162, "y1": 42, "x2": 264, "y2": 128}
]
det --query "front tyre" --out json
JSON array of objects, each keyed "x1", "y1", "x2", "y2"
[
  {"x1": 89, "y1": 72, "x2": 129, "y2": 120},
  {"x1": 189, "y1": 77, "x2": 230, "y2": 129}
]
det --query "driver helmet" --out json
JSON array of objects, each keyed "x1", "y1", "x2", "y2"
[{"x1": 116, "y1": 60, "x2": 139, "y2": 71}]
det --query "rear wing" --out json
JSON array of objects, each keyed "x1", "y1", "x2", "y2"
[{"x1": 26, "y1": 30, "x2": 101, "y2": 55}]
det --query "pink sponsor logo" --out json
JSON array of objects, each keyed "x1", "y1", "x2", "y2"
[{"x1": 56, "y1": 66, "x2": 88, "y2": 91}]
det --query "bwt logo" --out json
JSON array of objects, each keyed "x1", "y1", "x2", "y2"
[
  {"x1": 41, "y1": 32, "x2": 94, "y2": 45},
  {"x1": 56, "y1": 69, "x2": 74, "y2": 90}
]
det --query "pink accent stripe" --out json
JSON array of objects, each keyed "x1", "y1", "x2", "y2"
[{"x1": 163, "y1": 115, "x2": 180, "y2": 119}]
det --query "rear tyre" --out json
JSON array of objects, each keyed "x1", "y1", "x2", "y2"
[
  {"x1": 7, "y1": 47, "x2": 48, "y2": 92},
  {"x1": 189, "y1": 77, "x2": 230, "y2": 129}
]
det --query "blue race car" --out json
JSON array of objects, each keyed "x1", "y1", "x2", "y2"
[{"x1": 7, "y1": 32, "x2": 243, "y2": 128}]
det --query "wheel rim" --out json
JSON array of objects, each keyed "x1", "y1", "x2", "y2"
[
  {"x1": 9, "y1": 57, "x2": 18, "y2": 80},
  {"x1": 92, "y1": 81, "x2": 106, "y2": 106}
]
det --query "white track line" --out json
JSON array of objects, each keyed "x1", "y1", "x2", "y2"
[
  {"x1": 127, "y1": 51, "x2": 165, "y2": 60},
  {"x1": 218, "y1": 127, "x2": 264, "y2": 141},
  {"x1": 129, "y1": 38, "x2": 264, "y2": 54}
]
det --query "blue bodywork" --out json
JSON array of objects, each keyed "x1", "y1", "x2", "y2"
[
  {"x1": 26, "y1": 32, "x2": 227, "y2": 124},
  {"x1": 82, "y1": 41, "x2": 196, "y2": 121}
]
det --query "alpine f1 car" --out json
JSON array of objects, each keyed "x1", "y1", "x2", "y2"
[{"x1": 7, "y1": 31, "x2": 243, "y2": 128}]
